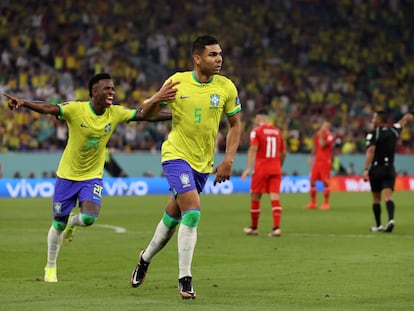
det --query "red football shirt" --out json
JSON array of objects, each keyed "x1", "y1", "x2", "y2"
[
  {"x1": 250, "y1": 124, "x2": 285, "y2": 174},
  {"x1": 314, "y1": 130, "x2": 335, "y2": 165}
]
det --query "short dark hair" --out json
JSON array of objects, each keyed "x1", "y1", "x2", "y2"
[
  {"x1": 256, "y1": 108, "x2": 269, "y2": 116},
  {"x1": 375, "y1": 110, "x2": 388, "y2": 123},
  {"x1": 192, "y1": 35, "x2": 219, "y2": 55},
  {"x1": 88, "y1": 73, "x2": 112, "y2": 97}
]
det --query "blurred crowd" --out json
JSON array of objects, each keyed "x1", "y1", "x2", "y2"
[{"x1": 1, "y1": 0, "x2": 414, "y2": 155}]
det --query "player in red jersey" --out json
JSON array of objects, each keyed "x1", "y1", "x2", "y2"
[
  {"x1": 242, "y1": 109, "x2": 286, "y2": 237},
  {"x1": 306, "y1": 120, "x2": 335, "y2": 210}
]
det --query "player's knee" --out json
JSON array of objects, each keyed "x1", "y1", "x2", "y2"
[
  {"x1": 181, "y1": 209, "x2": 200, "y2": 228},
  {"x1": 162, "y1": 211, "x2": 181, "y2": 229},
  {"x1": 81, "y1": 213, "x2": 97, "y2": 226},
  {"x1": 52, "y1": 220, "x2": 67, "y2": 232}
]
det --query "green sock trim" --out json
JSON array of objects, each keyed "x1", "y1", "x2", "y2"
[
  {"x1": 181, "y1": 209, "x2": 200, "y2": 228},
  {"x1": 162, "y1": 211, "x2": 181, "y2": 229},
  {"x1": 52, "y1": 220, "x2": 66, "y2": 232},
  {"x1": 81, "y1": 213, "x2": 97, "y2": 226}
]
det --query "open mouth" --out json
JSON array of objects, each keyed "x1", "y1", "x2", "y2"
[{"x1": 106, "y1": 96, "x2": 114, "y2": 105}]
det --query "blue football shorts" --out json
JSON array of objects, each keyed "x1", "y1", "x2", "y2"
[
  {"x1": 162, "y1": 159, "x2": 209, "y2": 195},
  {"x1": 52, "y1": 177, "x2": 103, "y2": 217}
]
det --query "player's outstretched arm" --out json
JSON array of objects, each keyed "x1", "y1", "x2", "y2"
[
  {"x1": 140, "y1": 80, "x2": 179, "y2": 119},
  {"x1": 3, "y1": 92, "x2": 60, "y2": 116},
  {"x1": 134, "y1": 109, "x2": 172, "y2": 122},
  {"x1": 397, "y1": 112, "x2": 413, "y2": 127}
]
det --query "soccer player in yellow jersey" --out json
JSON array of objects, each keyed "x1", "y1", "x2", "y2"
[
  {"x1": 130, "y1": 35, "x2": 242, "y2": 299},
  {"x1": 3, "y1": 73, "x2": 178, "y2": 283}
]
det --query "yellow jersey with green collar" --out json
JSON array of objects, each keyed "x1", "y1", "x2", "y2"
[
  {"x1": 56, "y1": 101, "x2": 136, "y2": 180},
  {"x1": 161, "y1": 71, "x2": 241, "y2": 173}
]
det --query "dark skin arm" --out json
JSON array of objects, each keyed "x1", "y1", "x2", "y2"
[
  {"x1": 5, "y1": 77, "x2": 179, "y2": 118},
  {"x1": 3, "y1": 92, "x2": 60, "y2": 115},
  {"x1": 4, "y1": 92, "x2": 173, "y2": 122},
  {"x1": 133, "y1": 108, "x2": 172, "y2": 122},
  {"x1": 130, "y1": 80, "x2": 178, "y2": 122},
  {"x1": 140, "y1": 80, "x2": 179, "y2": 119}
]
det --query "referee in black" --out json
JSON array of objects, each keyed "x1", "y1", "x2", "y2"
[{"x1": 363, "y1": 110, "x2": 413, "y2": 232}]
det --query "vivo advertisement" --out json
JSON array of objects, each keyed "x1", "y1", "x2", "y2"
[
  {"x1": 1, "y1": 176, "x2": 314, "y2": 198},
  {"x1": 1, "y1": 176, "x2": 414, "y2": 198}
]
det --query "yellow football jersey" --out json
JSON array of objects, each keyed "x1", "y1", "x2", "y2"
[
  {"x1": 161, "y1": 71, "x2": 241, "y2": 173},
  {"x1": 56, "y1": 101, "x2": 136, "y2": 180}
]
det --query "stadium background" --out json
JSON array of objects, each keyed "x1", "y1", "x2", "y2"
[
  {"x1": 1, "y1": 0, "x2": 414, "y2": 179},
  {"x1": 2, "y1": 3, "x2": 414, "y2": 309}
]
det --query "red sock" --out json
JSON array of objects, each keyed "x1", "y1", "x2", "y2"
[
  {"x1": 271, "y1": 200, "x2": 282, "y2": 228},
  {"x1": 324, "y1": 186, "x2": 330, "y2": 204},
  {"x1": 310, "y1": 186, "x2": 317, "y2": 203},
  {"x1": 251, "y1": 200, "x2": 260, "y2": 228}
]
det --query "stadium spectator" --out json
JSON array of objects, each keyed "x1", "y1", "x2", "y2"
[
  {"x1": 0, "y1": 1, "x2": 414, "y2": 153},
  {"x1": 241, "y1": 109, "x2": 286, "y2": 237}
]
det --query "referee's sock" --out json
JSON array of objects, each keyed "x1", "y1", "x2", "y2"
[
  {"x1": 385, "y1": 200, "x2": 395, "y2": 221},
  {"x1": 372, "y1": 203, "x2": 381, "y2": 227}
]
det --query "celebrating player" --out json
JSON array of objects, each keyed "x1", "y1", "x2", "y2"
[
  {"x1": 306, "y1": 120, "x2": 335, "y2": 210},
  {"x1": 241, "y1": 109, "x2": 286, "y2": 237},
  {"x1": 3, "y1": 72, "x2": 177, "y2": 283},
  {"x1": 130, "y1": 35, "x2": 242, "y2": 299}
]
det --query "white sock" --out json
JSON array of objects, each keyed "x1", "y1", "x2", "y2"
[
  {"x1": 177, "y1": 224, "x2": 197, "y2": 278},
  {"x1": 142, "y1": 220, "x2": 176, "y2": 262},
  {"x1": 69, "y1": 213, "x2": 85, "y2": 227},
  {"x1": 46, "y1": 226, "x2": 63, "y2": 268}
]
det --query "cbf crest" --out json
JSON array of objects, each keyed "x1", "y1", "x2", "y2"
[
  {"x1": 53, "y1": 202, "x2": 62, "y2": 215},
  {"x1": 210, "y1": 94, "x2": 220, "y2": 109},
  {"x1": 180, "y1": 173, "x2": 191, "y2": 188},
  {"x1": 104, "y1": 123, "x2": 112, "y2": 133}
]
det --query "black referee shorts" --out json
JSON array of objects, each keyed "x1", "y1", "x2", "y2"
[{"x1": 369, "y1": 166, "x2": 396, "y2": 192}]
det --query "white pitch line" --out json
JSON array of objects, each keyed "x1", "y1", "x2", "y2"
[
  {"x1": 286, "y1": 232, "x2": 414, "y2": 239},
  {"x1": 95, "y1": 224, "x2": 127, "y2": 233}
]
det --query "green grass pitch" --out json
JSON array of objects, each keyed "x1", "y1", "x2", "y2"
[{"x1": 1, "y1": 192, "x2": 414, "y2": 311}]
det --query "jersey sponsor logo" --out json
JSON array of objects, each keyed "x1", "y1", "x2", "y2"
[
  {"x1": 180, "y1": 95, "x2": 190, "y2": 99},
  {"x1": 180, "y1": 173, "x2": 191, "y2": 188},
  {"x1": 80, "y1": 123, "x2": 89, "y2": 128},
  {"x1": 210, "y1": 94, "x2": 220, "y2": 108}
]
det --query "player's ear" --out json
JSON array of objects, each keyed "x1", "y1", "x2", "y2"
[
  {"x1": 193, "y1": 54, "x2": 201, "y2": 64},
  {"x1": 91, "y1": 85, "x2": 99, "y2": 97}
]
